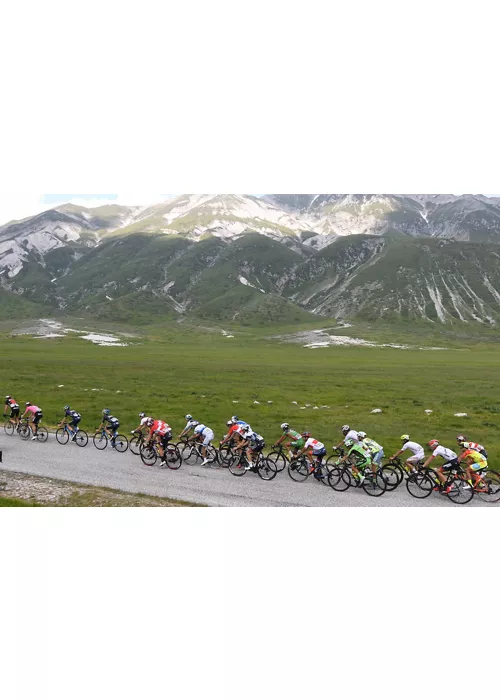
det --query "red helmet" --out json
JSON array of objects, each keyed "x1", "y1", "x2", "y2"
[{"x1": 428, "y1": 440, "x2": 440, "y2": 449}]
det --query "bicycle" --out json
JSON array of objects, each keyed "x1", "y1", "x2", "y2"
[
  {"x1": 56, "y1": 423, "x2": 89, "y2": 448},
  {"x1": 228, "y1": 451, "x2": 278, "y2": 481},
  {"x1": 288, "y1": 454, "x2": 331, "y2": 485},
  {"x1": 406, "y1": 463, "x2": 474, "y2": 505},
  {"x1": 19, "y1": 420, "x2": 49, "y2": 443},
  {"x1": 267, "y1": 444, "x2": 301, "y2": 473},
  {"x1": 383, "y1": 456, "x2": 425, "y2": 488},
  {"x1": 178, "y1": 438, "x2": 219, "y2": 468},
  {"x1": 93, "y1": 428, "x2": 129, "y2": 453},
  {"x1": 130, "y1": 431, "x2": 147, "y2": 456},
  {"x1": 328, "y1": 459, "x2": 394, "y2": 497},
  {"x1": 3, "y1": 416, "x2": 24, "y2": 436},
  {"x1": 140, "y1": 440, "x2": 183, "y2": 470}
]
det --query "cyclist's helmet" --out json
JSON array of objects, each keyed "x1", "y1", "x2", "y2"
[
  {"x1": 191, "y1": 421, "x2": 200, "y2": 427},
  {"x1": 358, "y1": 431, "x2": 367, "y2": 439},
  {"x1": 243, "y1": 425, "x2": 252, "y2": 433},
  {"x1": 428, "y1": 440, "x2": 440, "y2": 449},
  {"x1": 5, "y1": 396, "x2": 11, "y2": 400},
  {"x1": 139, "y1": 413, "x2": 146, "y2": 419},
  {"x1": 281, "y1": 423, "x2": 290, "y2": 432},
  {"x1": 185, "y1": 414, "x2": 193, "y2": 421},
  {"x1": 456, "y1": 435, "x2": 467, "y2": 444},
  {"x1": 301, "y1": 432, "x2": 311, "y2": 438},
  {"x1": 401, "y1": 434, "x2": 410, "y2": 442},
  {"x1": 65, "y1": 405, "x2": 71, "y2": 411},
  {"x1": 26, "y1": 402, "x2": 32, "y2": 407},
  {"x1": 344, "y1": 438, "x2": 355, "y2": 448},
  {"x1": 226, "y1": 420, "x2": 234, "y2": 427},
  {"x1": 342, "y1": 425, "x2": 350, "y2": 434},
  {"x1": 102, "y1": 409, "x2": 110, "y2": 416},
  {"x1": 146, "y1": 418, "x2": 154, "y2": 427},
  {"x1": 231, "y1": 416, "x2": 239, "y2": 423}
]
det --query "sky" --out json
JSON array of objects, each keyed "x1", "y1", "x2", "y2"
[{"x1": 1, "y1": 193, "x2": 499, "y2": 226}]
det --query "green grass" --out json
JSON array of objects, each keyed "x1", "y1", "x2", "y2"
[
  {"x1": 0, "y1": 496, "x2": 39, "y2": 507},
  {"x1": 1, "y1": 322, "x2": 500, "y2": 461}
]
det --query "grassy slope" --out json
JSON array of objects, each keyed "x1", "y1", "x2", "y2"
[{"x1": 0, "y1": 326, "x2": 499, "y2": 460}]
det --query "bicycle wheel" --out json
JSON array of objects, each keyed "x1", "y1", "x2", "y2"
[
  {"x1": 181, "y1": 444, "x2": 195, "y2": 463},
  {"x1": 130, "y1": 436, "x2": 144, "y2": 456},
  {"x1": 20, "y1": 424, "x2": 31, "y2": 441},
  {"x1": 140, "y1": 445, "x2": 158, "y2": 467},
  {"x1": 379, "y1": 466, "x2": 399, "y2": 492},
  {"x1": 475, "y1": 471, "x2": 500, "y2": 504},
  {"x1": 288, "y1": 459, "x2": 310, "y2": 483},
  {"x1": 446, "y1": 478, "x2": 474, "y2": 505},
  {"x1": 383, "y1": 462, "x2": 404, "y2": 485},
  {"x1": 204, "y1": 445, "x2": 219, "y2": 467},
  {"x1": 362, "y1": 471, "x2": 387, "y2": 497},
  {"x1": 56, "y1": 428, "x2": 69, "y2": 445},
  {"x1": 258, "y1": 457, "x2": 278, "y2": 481},
  {"x1": 93, "y1": 432, "x2": 108, "y2": 450},
  {"x1": 75, "y1": 430, "x2": 89, "y2": 448},
  {"x1": 328, "y1": 466, "x2": 350, "y2": 492},
  {"x1": 406, "y1": 472, "x2": 434, "y2": 499},
  {"x1": 218, "y1": 445, "x2": 234, "y2": 467},
  {"x1": 36, "y1": 427, "x2": 49, "y2": 443},
  {"x1": 112, "y1": 435, "x2": 129, "y2": 453},
  {"x1": 267, "y1": 451, "x2": 288, "y2": 473},
  {"x1": 326, "y1": 455, "x2": 341, "y2": 471},
  {"x1": 4, "y1": 421, "x2": 14, "y2": 436},
  {"x1": 165, "y1": 445, "x2": 182, "y2": 470},
  {"x1": 313, "y1": 464, "x2": 331, "y2": 487},
  {"x1": 229, "y1": 456, "x2": 247, "y2": 477}
]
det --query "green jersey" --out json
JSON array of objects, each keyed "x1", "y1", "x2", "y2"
[
  {"x1": 349, "y1": 444, "x2": 372, "y2": 462},
  {"x1": 287, "y1": 430, "x2": 302, "y2": 441}
]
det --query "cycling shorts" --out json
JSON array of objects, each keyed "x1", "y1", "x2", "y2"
[
  {"x1": 158, "y1": 432, "x2": 172, "y2": 448},
  {"x1": 371, "y1": 449, "x2": 385, "y2": 466},
  {"x1": 10, "y1": 408, "x2": 20, "y2": 418},
  {"x1": 250, "y1": 440, "x2": 265, "y2": 453},
  {"x1": 291, "y1": 439, "x2": 305, "y2": 450},
  {"x1": 33, "y1": 411, "x2": 43, "y2": 425},
  {"x1": 70, "y1": 417, "x2": 81, "y2": 427},
  {"x1": 407, "y1": 454, "x2": 424, "y2": 465},
  {"x1": 201, "y1": 429, "x2": 215, "y2": 447}
]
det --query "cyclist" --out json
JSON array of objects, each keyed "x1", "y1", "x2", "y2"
[
  {"x1": 179, "y1": 414, "x2": 200, "y2": 440},
  {"x1": 457, "y1": 444, "x2": 489, "y2": 488},
  {"x1": 274, "y1": 423, "x2": 305, "y2": 459},
  {"x1": 190, "y1": 423, "x2": 216, "y2": 466},
  {"x1": 98, "y1": 409, "x2": 121, "y2": 448},
  {"x1": 231, "y1": 415, "x2": 250, "y2": 428},
  {"x1": 390, "y1": 435, "x2": 425, "y2": 474},
  {"x1": 456, "y1": 435, "x2": 488, "y2": 459},
  {"x1": 296, "y1": 433, "x2": 327, "y2": 474},
  {"x1": 336, "y1": 438, "x2": 375, "y2": 483},
  {"x1": 22, "y1": 402, "x2": 43, "y2": 440},
  {"x1": 334, "y1": 425, "x2": 361, "y2": 452},
  {"x1": 132, "y1": 412, "x2": 153, "y2": 436},
  {"x1": 422, "y1": 440, "x2": 459, "y2": 493},
  {"x1": 358, "y1": 431, "x2": 385, "y2": 468},
  {"x1": 237, "y1": 426, "x2": 266, "y2": 471},
  {"x1": 4, "y1": 396, "x2": 20, "y2": 426},
  {"x1": 221, "y1": 420, "x2": 250, "y2": 448},
  {"x1": 59, "y1": 405, "x2": 82, "y2": 441},
  {"x1": 146, "y1": 418, "x2": 173, "y2": 468}
]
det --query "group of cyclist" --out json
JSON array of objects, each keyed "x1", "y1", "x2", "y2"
[{"x1": 4, "y1": 394, "x2": 491, "y2": 490}]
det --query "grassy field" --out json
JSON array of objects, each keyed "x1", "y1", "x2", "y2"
[{"x1": 1, "y1": 320, "x2": 499, "y2": 461}]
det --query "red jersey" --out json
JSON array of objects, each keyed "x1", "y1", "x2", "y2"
[{"x1": 150, "y1": 420, "x2": 171, "y2": 437}]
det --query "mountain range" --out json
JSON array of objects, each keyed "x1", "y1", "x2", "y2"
[{"x1": 1, "y1": 193, "x2": 500, "y2": 327}]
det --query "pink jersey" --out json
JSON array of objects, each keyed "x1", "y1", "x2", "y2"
[{"x1": 26, "y1": 405, "x2": 41, "y2": 414}]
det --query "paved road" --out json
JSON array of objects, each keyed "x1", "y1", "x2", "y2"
[{"x1": 0, "y1": 437, "x2": 495, "y2": 507}]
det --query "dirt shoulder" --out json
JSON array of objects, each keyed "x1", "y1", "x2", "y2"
[{"x1": 0, "y1": 470, "x2": 202, "y2": 507}]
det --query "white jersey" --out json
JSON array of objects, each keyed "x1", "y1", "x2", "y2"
[
  {"x1": 403, "y1": 441, "x2": 425, "y2": 459},
  {"x1": 344, "y1": 430, "x2": 360, "y2": 445},
  {"x1": 194, "y1": 424, "x2": 211, "y2": 436},
  {"x1": 433, "y1": 446, "x2": 458, "y2": 461},
  {"x1": 141, "y1": 417, "x2": 152, "y2": 427},
  {"x1": 184, "y1": 420, "x2": 199, "y2": 432},
  {"x1": 305, "y1": 438, "x2": 325, "y2": 453}
]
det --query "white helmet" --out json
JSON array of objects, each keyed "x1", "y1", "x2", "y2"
[
  {"x1": 358, "y1": 431, "x2": 367, "y2": 439},
  {"x1": 185, "y1": 414, "x2": 193, "y2": 421},
  {"x1": 342, "y1": 425, "x2": 350, "y2": 433},
  {"x1": 281, "y1": 423, "x2": 290, "y2": 431}
]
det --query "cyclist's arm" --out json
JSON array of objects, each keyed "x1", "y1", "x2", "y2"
[
  {"x1": 390, "y1": 448, "x2": 404, "y2": 460},
  {"x1": 422, "y1": 455, "x2": 435, "y2": 469}
]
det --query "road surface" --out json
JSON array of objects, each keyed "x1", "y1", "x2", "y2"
[{"x1": 0, "y1": 437, "x2": 494, "y2": 507}]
